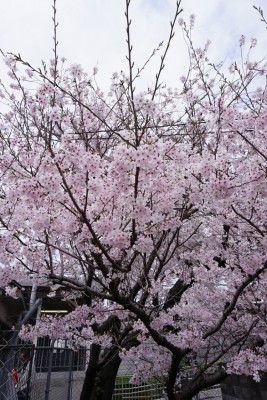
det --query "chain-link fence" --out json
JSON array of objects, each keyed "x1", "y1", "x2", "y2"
[
  {"x1": 0, "y1": 331, "x2": 222, "y2": 400},
  {"x1": 0, "y1": 331, "x2": 86, "y2": 400}
]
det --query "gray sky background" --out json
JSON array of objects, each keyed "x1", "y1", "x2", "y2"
[{"x1": 0, "y1": 0, "x2": 267, "y2": 90}]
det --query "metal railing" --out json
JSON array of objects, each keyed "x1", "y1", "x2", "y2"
[{"x1": 112, "y1": 375, "x2": 165, "y2": 399}]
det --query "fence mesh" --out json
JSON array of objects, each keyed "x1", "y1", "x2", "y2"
[{"x1": 0, "y1": 331, "x2": 222, "y2": 400}]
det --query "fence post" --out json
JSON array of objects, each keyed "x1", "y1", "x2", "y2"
[
  {"x1": 66, "y1": 349, "x2": 73, "y2": 400},
  {"x1": 25, "y1": 350, "x2": 34, "y2": 399},
  {"x1": 44, "y1": 341, "x2": 55, "y2": 400}
]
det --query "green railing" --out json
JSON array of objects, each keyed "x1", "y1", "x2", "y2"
[{"x1": 112, "y1": 374, "x2": 165, "y2": 400}]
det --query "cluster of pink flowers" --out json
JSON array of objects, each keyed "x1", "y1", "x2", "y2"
[{"x1": 0, "y1": 15, "x2": 267, "y2": 392}]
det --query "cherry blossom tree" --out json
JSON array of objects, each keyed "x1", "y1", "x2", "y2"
[{"x1": 0, "y1": 1, "x2": 267, "y2": 399}]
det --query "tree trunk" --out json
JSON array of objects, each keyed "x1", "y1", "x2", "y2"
[
  {"x1": 92, "y1": 355, "x2": 121, "y2": 400},
  {"x1": 80, "y1": 346, "x2": 121, "y2": 400},
  {"x1": 80, "y1": 344, "x2": 101, "y2": 400}
]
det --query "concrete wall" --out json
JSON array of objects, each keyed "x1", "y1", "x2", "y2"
[{"x1": 221, "y1": 375, "x2": 267, "y2": 400}]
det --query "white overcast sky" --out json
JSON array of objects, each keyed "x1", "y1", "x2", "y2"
[{"x1": 0, "y1": 0, "x2": 267, "y2": 91}]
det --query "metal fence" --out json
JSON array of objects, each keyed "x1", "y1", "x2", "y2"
[
  {"x1": 0, "y1": 332, "x2": 87, "y2": 400},
  {"x1": 112, "y1": 375, "x2": 165, "y2": 399},
  {"x1": 0, "y1": 331, "x2": 222, "y2": 400}
]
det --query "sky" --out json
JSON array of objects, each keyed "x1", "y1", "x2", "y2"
[{"x1": 0, "y1": 0, "x2": 267, "y2": 91}]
